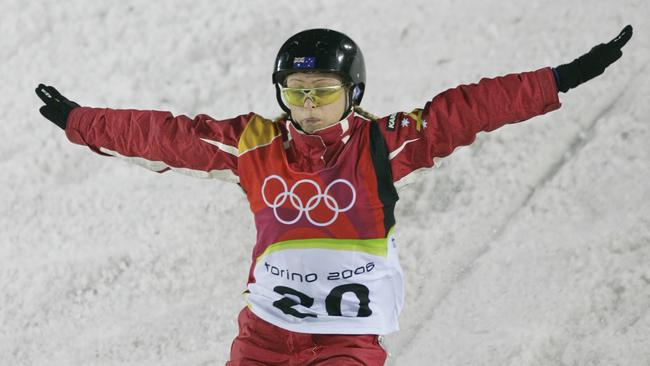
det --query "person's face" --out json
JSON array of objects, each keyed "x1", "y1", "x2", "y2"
[{"x1": 284, "y1": 72, "x2": 348, "y2": 134}]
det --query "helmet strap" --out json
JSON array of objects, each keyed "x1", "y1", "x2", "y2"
[
  {"x1": 275, "y1": 83, "x2": 291, "y2": 115},
  {"x1": 340, "y1": 85, "x2": 356, "y2": 121},
  {"x1": 275, "y1": 83, "x2": 306, "y2": 131}
]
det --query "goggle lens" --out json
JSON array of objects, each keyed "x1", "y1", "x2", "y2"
[{"x1": 281, "y1": 85, "x2": 346, "y2": 107}]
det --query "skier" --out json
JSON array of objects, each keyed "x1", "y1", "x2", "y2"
[{"x1": 35, "y1": 26, "x2": 633, "y2": 365}]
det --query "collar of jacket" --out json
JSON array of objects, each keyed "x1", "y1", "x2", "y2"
[{"x1": 284, "y1": 112, "x2": 358, "y2": 171}]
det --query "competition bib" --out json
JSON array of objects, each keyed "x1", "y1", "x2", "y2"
[{"x1": 246, "y1": 231, "x2": 404, "y2": 335}]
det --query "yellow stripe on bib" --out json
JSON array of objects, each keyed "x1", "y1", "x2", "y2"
[{"x1": 256, "y1": 229, "x2": 395, "y2": 263}]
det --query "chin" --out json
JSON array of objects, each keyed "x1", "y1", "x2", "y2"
[
  {"x1": 299, "y1": 120, "x2": 323, "y2": 132},
  {"x1": 302, "y1": 126, "x2": 318, "y2": 134}
]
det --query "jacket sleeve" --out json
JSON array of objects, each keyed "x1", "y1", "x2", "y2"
[
  {"x1": 65, "y1": 107, "x2": 253, "y2": 183},
  {"x1": 376, "y1": 67, "x2": 561, "y2": 187}
]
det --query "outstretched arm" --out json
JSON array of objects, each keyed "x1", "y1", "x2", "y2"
[
  {"x1": 35, "y1": 85, "x2": 251, "y2": 183},
  {"x1": 377, "y1": 25, "x2": 633, "y2": 186},
  {"x1": 378, "y1": 67, "x2": 560, "y2": 186}
]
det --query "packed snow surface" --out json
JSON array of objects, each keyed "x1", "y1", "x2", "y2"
[{"x1": 2, "y1": 0, "x2": 649, "y2": 365}]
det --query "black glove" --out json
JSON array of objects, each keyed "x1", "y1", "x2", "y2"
[
  {"x1": 35, "y1": 84, "x2": 80, "y2": 129},
  {"x1": 554, "y1": 25, "x2": 633, "y2": 93}
]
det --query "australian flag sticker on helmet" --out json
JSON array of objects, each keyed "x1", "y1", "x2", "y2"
[{"x1": 293, "y1": 56, "x2": 316, "y2": 69}]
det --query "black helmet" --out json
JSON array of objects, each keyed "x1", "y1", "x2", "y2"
[{"x1": 272, "y1": 29, "x2": 366, "y2": 116}]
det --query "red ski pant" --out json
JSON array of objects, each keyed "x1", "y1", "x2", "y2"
[{"x1": 226, "y1": 307, "x2": 387, "y2": 366}]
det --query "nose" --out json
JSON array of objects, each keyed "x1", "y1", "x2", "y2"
[{"x1": 303, "y1": 97, "x2": 316, "y2": 109}]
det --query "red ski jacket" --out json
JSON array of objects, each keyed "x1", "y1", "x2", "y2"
[{"x1": 65, "y1": 67, "x2": 560, "y2": 334}]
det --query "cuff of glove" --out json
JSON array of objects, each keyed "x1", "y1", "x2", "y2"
[{"x1": 552, "y1": 67, "x2": 561, "y2": 92}]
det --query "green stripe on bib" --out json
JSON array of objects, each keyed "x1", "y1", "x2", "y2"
[{"x1": 256, "y1": 235, "x2": 392, "y2": 263}]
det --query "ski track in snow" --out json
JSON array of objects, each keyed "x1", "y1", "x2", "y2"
[{"x1": 2, "y1": 0, "x2": 650, "y2": 365}]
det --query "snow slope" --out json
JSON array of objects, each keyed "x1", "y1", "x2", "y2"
[{"x1": 1, "y1": 0, "x2": 649, "y2": 365}]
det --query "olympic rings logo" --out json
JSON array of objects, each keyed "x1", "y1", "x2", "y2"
[{"x1": 261, "y1": 175, "x2": 356, "y2": 227}]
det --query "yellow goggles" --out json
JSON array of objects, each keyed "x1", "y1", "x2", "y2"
[{"x1": 280, "y1": 84, "x2": 347, "y2": 107}]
